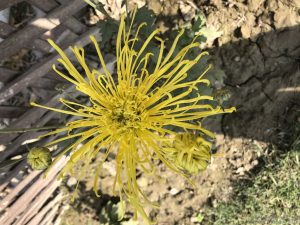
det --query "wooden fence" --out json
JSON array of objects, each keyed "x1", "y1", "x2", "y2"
[{"x1": 0, "y1": 1, "x2": 102, "y2": 224}]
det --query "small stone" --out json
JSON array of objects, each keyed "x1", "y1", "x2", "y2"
[
  {"x1": 137, "y1": 177, "x2": 148, "y2": 187},
  {"x1": 241, "y1": 25, "x2": 251, "y2": 39},
  {"x1": 234, "y1": 56, "x2": 240, "y2": 62},
  {"x1": 244, "y1": 164, "x2": 253, "y2": 171},
  {"x1": 170, "y1": 187, "x2": 180, "y2": 196},
  {"x1": 236, "y1": 167, "x2": 245, "y2": 174},
  {"x1": 212, "y1": 199, "x2": 218, "y2": 208},
  {"x1": 252, "y1": 160, "x2": 259, "y2": 166},
  {"x1": 67, "y1": 177, "x2": 77, "y2": 187},
  {"x1": 0, "y1": 145, "x2": 6, "y2": 152}
]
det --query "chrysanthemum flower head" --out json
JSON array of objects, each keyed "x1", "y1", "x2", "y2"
[{"x1": 31, "y1": 9, "x2": 235, "y2": 224}]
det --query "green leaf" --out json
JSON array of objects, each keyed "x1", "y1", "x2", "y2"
[
  {"x1": 191, "y1": 13, "x2": 206, "y2": 32},
  {"x1": 98, "y1": 19, "x2": 119, "y2": 48},
  {"x1": 134, "y1": 6, "x2": 156, "y2": 27}
]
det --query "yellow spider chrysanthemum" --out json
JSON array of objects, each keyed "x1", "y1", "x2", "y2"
[{"x1": 31, "y1": 10, "x2": 235, "y2": 223}]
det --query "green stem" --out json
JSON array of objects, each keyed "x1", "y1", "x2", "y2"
[
  {"x1": 0, "y1": 158, "x2": 25, "y2": 171},
  {"x1": 0, "y1": 126, "x2": 60, "y2": 134}
]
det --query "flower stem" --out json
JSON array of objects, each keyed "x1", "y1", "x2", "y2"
[{"x1": 0, "y1": 126, "x2": 60, "y2": 134}]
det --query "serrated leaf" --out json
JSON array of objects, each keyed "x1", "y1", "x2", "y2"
[
  {"x1": 98, "y1": 19, "x2": 119, "y2": 47},
  {"x1": 134, "y1": 6, "x2": 156, "y2": 27},
  {"x1": 191, "y1": 14, "x2": 206, "y2": 32}
]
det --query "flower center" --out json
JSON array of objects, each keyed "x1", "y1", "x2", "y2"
[
  {"x1": 107, "y1": 85, "x2": 149, "y2": 134},
  {"x1": 111, "y1": 100, "x2": 141, "y2": 128}
]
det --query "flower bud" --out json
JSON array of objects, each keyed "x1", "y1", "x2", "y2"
[
  {"x1": 164, "y1": 133, "x2": 212, "y2": 174},
  {"x1": 27, "y1": 147, "x2": 52, "y2": 170}
]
